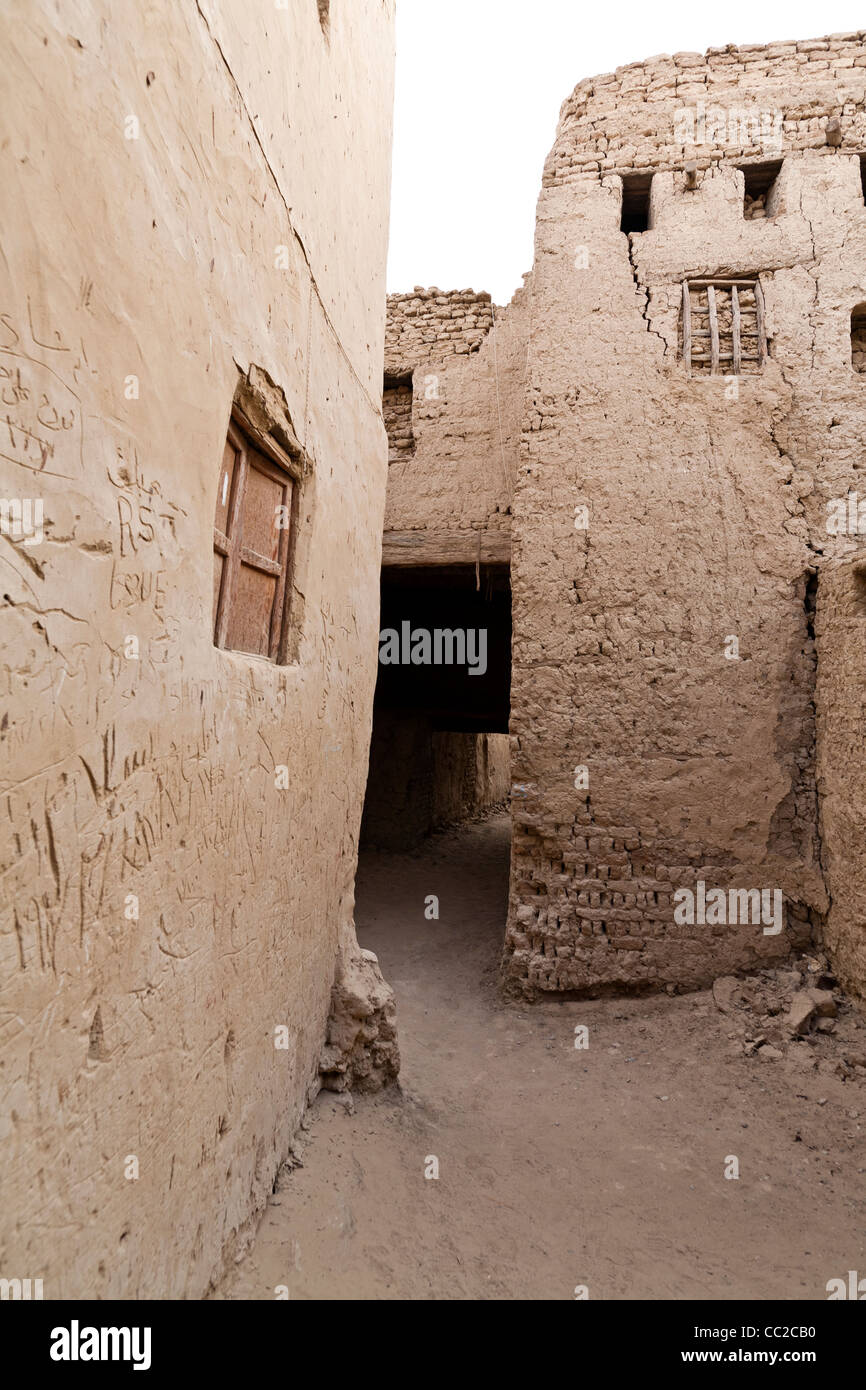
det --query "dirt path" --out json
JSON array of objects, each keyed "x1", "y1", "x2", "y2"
[{"x1": 216, "y1": 813, "x2": 866, "y2": 1300}]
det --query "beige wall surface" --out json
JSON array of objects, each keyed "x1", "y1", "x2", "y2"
[{"x1": 0, "y1": 0, "x2": 394, "y2": 1297}]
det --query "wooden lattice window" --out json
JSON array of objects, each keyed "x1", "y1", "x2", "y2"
[
  {"x1": 681, "y1": 278, "x2": 766, "y2": 375},
  {"x1": 213, "y1": 413, "x2": 299, "y2": 660}
]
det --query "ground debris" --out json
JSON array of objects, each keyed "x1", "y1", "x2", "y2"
[
  {"x1": 711, "y1": 952, "x2": 865, "y2": 1078},
  {"x1": 318, "y1": 946, "x2": 400, "y2": 1095}
]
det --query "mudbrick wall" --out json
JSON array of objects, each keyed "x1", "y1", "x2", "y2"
[
  {"x1": 382, "y1": 287, "x2": 525, "y2": 556},
  {"x1": 361, "y1": 714, "x2": 509, "y2": 849},
  {"x1": 372, "y1": 292, "x2": 519, "y2": 842},
  {"x1": 0, "y1": 0, "x2": 396, "y2": 1298},
  {"x1": 545, "y1": 34, "x2": 866, "y2": 186},
  {"x1": 499, "y1": 33, "x2": 866, "y2": 997},
  {"x1": 386, "y1": 289, "x2": 496, "y2": 362},
  {"x1": 431, "y1": 731, "x2": 510, "y2": 828}
]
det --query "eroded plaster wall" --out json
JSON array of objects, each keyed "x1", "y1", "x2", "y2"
[
  {"x1": 0, "y1": 0, "x2": 394, "y2": 1297},
  {"x1": 382, "y1": 287, "x2": 526, "y2": 562},
  {"x1": 361, "y1": 715, "x2": 509, "y2": 850},
  {"x1": 504, "y1": 33, "x2": 866, "y2": 996}
]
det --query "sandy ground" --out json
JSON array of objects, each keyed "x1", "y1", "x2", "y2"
[{"x1": 216, "y1": 812, "x2": 866, "y2": 1300}]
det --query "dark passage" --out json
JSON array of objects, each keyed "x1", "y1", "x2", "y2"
[{"x1": 361, "y1": 563, "x2": 511, "y2": 849}]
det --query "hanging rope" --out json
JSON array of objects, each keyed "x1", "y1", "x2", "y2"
[{"x1": 490, "y1": 301, "x2": 511, "y2": 497}]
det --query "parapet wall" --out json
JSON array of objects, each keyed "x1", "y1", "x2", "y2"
[
  {"x1": 386, "y1": 288, "x2": 495, "y2": 366},
  {"x1": 547, "y1": 32, "x2": 866, "y2": 186}
]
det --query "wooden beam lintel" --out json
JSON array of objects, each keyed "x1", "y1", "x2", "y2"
[{"x1": 382, "y1": 529, "x2": 511, "y2": 568}]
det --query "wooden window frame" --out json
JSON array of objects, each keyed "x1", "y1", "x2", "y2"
[
  {"x1": 213, "y1": 410, "x2": 302, "y2": 662},
  {"x1": 681, "y1": 277, "x2": 767, "y2": 376}
]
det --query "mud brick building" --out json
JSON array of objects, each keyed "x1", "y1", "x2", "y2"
[
  {"x1": 363, "y1": 286, "x2": 524, "y2": 846},
  {"x1": 381, "y1": 33, "x2": 866, "y2": 1002}
]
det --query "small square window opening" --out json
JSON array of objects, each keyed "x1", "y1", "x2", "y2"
[
  {"x1": 739, "y1": 159, "x2": 783, "y2": 220},
  {"x1": 620, "y1": 173, "x2": 653, "y2": 234}
]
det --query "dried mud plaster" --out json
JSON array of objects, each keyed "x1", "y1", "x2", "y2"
[{"x1": 0, "y1": 0, "x2": 396, "y2": 1299}]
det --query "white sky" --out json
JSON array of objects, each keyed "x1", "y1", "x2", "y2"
[{"x1": 387, "y1": 0, "x2": 866, "y2": 303}]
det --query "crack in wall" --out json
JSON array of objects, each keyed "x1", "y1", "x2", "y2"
[
  {"x1": 193, "y1": 0, "x2": 381, "y2": 421},
  {"x1": 626, "y1": 235, "x2": 668, "y2": 355}
]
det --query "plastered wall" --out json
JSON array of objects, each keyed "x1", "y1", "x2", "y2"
[{"x1": 0, "y1": 0, "x2": 395, "y2": 1297}]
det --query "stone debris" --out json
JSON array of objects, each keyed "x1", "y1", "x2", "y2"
[
  {"x1": 318, "y1": 947, "x2": 400, "y2": 1095},
  {"x1": 712, "y1": 975, "x2": 748, "y2": 1013},
  {"x1": 788, "y1": 991, "x2": 819, "y2": 1035},
  {"x1": 711, "y1": 954, "x2": 866, "y2": 1079}
]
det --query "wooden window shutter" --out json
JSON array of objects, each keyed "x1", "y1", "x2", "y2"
[{"x1": 213, "y1": 414, "x2": 299, "y2": 661}]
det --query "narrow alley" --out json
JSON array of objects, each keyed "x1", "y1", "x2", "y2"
[{"x1": 217, "y1": 813, "x2": 866, "y2": 1300}]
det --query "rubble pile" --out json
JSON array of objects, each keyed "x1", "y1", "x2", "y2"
[{"x1": 712, "y1": 954, "x2": 866, "y2": 1080}]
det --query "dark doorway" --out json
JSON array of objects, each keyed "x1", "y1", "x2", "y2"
[{"x1": 361, "y1": 563, "x2": 511, "y2": 849}]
